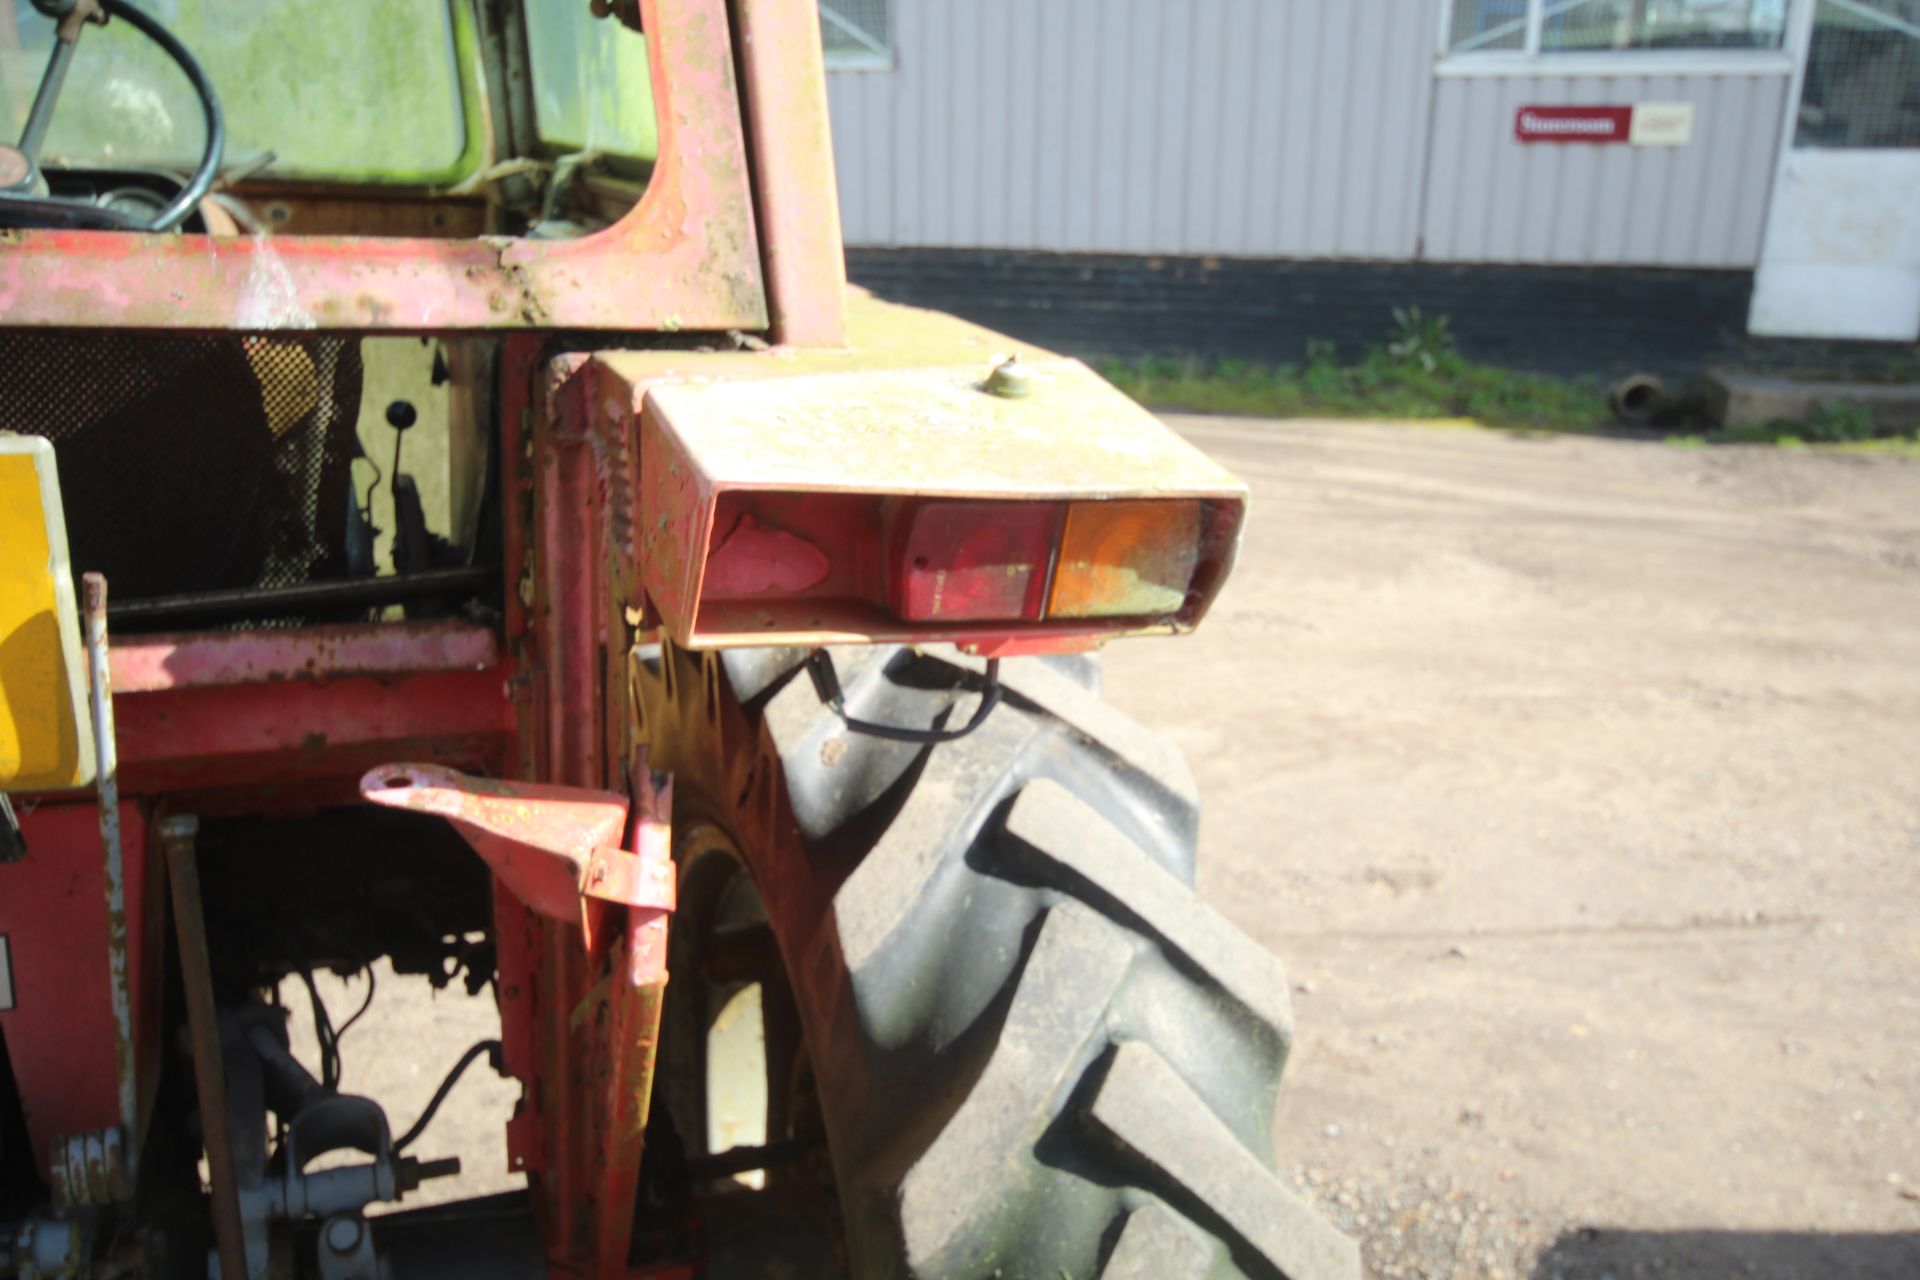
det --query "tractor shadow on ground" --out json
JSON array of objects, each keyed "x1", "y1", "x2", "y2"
[{"x1": 1531, "y1": 1226, "x2": 1920, "y2": 1280}]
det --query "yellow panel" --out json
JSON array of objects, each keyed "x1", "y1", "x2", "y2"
[{"x1": 0, "y1": 436, "x2": 94, "y2": 791}]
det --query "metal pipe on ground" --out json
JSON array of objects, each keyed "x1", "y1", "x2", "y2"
[{"x1": 1609, "y1": 373, "x2": 1670, "y2": 426}]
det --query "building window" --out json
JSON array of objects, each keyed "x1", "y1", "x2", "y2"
[
  {"x1": 1448, "y1": 0, "x2": 1793, "y2": 56},
  {"x1": 1796, "y1": 0, "x2": 1920, "y2": 147},
  {"x1": 1451, "y1": 0, "x2": 1530, "y2": 50},
  {"x1": 820, "y1": 0, "x2": 891, "y2": 69}
]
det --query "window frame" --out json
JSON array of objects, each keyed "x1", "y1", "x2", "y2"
[
  {"x1": 1438, "y1": 0, "x2": 1800, "y2": 76},
  {"x1": 0, "y1": 0, "x2": 768, "y2": 334},
  {"x1": 819, "y1": 0, "x2": 893, "y2": 72}
]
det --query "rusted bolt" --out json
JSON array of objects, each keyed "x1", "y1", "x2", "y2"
[{"x1": 986, "y1": 357, "x2": 1032, "y2": 399}]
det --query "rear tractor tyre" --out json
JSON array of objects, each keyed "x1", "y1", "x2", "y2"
[{"x1": 633, "y1": 642, "x2": 1358, "y2": 1280}]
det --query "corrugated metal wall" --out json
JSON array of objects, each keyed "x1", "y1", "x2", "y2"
[
  {"x1": 825, "y1": 0, "x2": 1434, "y2": 259},
  {"x1": 824, "y1": 1, "x2": 1796, "y2": 269},
  {"x1": 1423, "y1": 74, "x2": 1790, "y2": 267}
]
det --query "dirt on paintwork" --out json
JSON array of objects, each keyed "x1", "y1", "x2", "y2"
[
  {"x1": 1100, "y1": 418, "x2": 1920, "y2": 1280},
  {"x1": 301, "y1": 417, "x2": 1920, "y2": 1278}
]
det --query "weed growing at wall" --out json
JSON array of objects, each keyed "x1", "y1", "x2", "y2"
[{"x1": 1100, "y1": 344, "x2": 1609, "y2": 430}]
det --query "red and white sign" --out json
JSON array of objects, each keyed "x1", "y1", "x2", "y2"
[{"x1": 1515, "y1": 105, "x2": 1634, "y2": 143}]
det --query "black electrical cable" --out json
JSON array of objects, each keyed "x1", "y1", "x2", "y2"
[
  {"x1": 395, "y1": 1040, "x2": 501, "y2": 1154},
  {"x1": 332, "y1": 966, "x2": 377, "y2": 1058},
  {"x1": 298, "y1": 970, "x2": 340, "y2": 1090},
  {"x1": 99, "y1": 0, "x2": 223, "y2": 231},
  {"x1": 806, "y1": 650, "x2": 1002, "y2": 744},
  {"x1": 297, "y1": 966, "x2": 376, "y2": 1091}
]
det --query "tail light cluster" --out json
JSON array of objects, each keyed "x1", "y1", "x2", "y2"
[
  {"x1": 629, "y1": 354, "x2": 1249, "y2": 655},
  {"x1": 889, "y1": 498, "x2": 1204, "y2": 623},
  {"x1": 689, "y1": 491, "x2": 1235, "y2": 653}
]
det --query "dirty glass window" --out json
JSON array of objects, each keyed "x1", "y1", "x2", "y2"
[
  {"x1": 820, "y1": 0, "x2": 891, "y2": 68},
  {"x1": 1450, "y1": 1, "x2": 1531, "y2": 51},
  {"x1": 1448, "y1": 0, "x2": 1793, "y2": 53},
  {"x1": 0, "y1": 0, "x2": 469, "y2": 182},
  {"x1": 524, "y1": 0, "x2": 658, "y2": 161},
  {"x1": 1796, "y1": 0, "x2": 1920, "y2": 147},
  {"x1": 1542, "y1": 0, "x2": 1791, "y2": 50}
]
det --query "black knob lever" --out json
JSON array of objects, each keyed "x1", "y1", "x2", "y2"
[{"x1": 386, "y1": 400, "x2": 418, "y2": 431}]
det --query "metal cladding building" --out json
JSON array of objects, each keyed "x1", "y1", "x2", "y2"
[{"x1": 819, "y1": 0, "x2": 1920, "y2": 377}]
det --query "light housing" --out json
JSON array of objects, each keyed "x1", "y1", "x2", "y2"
[{"x1": 623, "y1": 352, "x2": 1249, "y2": 655}]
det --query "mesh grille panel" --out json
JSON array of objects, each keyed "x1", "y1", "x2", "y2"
[{"x1": 0, "y1": 332, "x2": 362, "y2": 603}]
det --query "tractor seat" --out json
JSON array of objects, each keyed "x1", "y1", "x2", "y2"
[{"x1": 0, "y1": 331, "x2": 362, "y2": 611}]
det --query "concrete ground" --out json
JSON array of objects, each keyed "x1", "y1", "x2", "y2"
[
  {"x1": 309, "y1": 416, "x2": 1920, "y2": 1278},
  {"x1": 1102, "y1": 418, "x2": 1920, "y2": 1279}
]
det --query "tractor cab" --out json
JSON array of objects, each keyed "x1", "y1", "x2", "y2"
[{"x1": 0, "y1": 0, "x2": 661, "y2": 624}]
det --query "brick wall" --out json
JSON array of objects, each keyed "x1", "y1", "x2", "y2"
[{"x1": 847, "y1": 249, "x2": 1911, "y2": 383}]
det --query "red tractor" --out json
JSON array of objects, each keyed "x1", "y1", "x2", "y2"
[{"x1": 0, "y1": 3, "x2": 1356, "y2": 1278}]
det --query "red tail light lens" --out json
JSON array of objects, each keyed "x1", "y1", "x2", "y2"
[{"x1": 887, "y1": 500, "x2": 1061, "y2": 622}]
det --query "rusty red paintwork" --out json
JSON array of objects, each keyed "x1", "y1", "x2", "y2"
[
  {"x1": 484, "y1": 766, "x2": 674, "y2": 1277},
  {"x1": 109, "y1": 621, "x2": 498, "y2": 693},
  {"x1": 358, "y1": 763, "x2": 674, "y2": 946},
  {"x1": 489, "y1": 342, "x2": 692, "y2": 1270},
  {"x1": 0, "y1": 0, "x2": 765, "y2": 333},
  {"x1": 114, "y1": 667, "x2": 512, "y2": 798},
  {"x1": 734, "y1": 0, "x2": 848, "y2": 348},
  {"x1": 81, "y1": 609, "x2": 510, "y2": 800},
  {"x1": 590, "y1": 759, "x2": 673, "y2": 1280},
  {"x1": 490, "y1": 333, "x2": 552, "y2": 1218},
  {"x1": 0, "y1": 802, "x2": 155, "y2": 1183},
  {"x1": 497, "y1": 335, "x2": 547, "y2": 664}
]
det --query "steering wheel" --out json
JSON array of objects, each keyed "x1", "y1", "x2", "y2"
[{"x1": 0, "y1": 0, "x2": 224, "y2": 231}]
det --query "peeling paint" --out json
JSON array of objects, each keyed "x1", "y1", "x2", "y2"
[{"x1": 235, "y1": 234, "x2": 317, "y2": 330}]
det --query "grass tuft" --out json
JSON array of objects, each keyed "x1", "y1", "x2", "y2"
[
  {"x1": 1104, "y1": 350, "x2": 1919, "y2": 456},
  {"x1": 1099, "y1": 347, "x2": 1610, "y2": 431},
  {"x1": 1099, "y1": 311, "x2": 1919, "y2": 453}
]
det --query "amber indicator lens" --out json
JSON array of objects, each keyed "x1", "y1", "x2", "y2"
[
  {"x1": 1047, "y1": 499, "x2": 1204, "y2": 620},
  {"x1": 888, "y1": 500, "x2": 1060, "y2": 623}
]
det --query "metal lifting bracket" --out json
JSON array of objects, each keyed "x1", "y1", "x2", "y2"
[
  {"x1": 359, "y1": 763, "x2": 673, "y2": 951},
  {"x1": 361, "y1": 761, "x2": 675, "y2": 1278}
]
